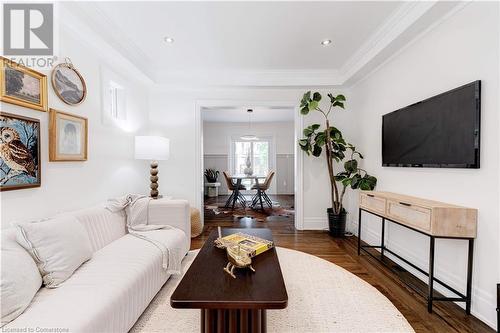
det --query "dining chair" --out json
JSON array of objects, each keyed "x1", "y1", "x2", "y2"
[
  {"x1": 223, "y1": 171, "x2": 247, "y2": 209},
  {"x1": 251, "y1": 170, "x2": 275, "y2": 209}
]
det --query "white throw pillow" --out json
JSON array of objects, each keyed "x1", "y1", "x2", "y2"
[
  {"x1": 1, "y1": 229, "x2": 42, "y2": 326},
  {"x1": 15, "y1": 215, "x2": 93, "y2": 288}
]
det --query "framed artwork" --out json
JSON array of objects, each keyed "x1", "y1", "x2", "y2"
[
  {"x1": 49, "y1": 109, "x2": 88, "y2": 161},
  {"x1": 51, "y1": 59, "x2": 86, "y2": 106},
  {"x1": 0, "y1": 57, "x2": 48, "y2": 112},
  {"x1": 0, "y1": 112, "x2": 41, "y2": 191}
]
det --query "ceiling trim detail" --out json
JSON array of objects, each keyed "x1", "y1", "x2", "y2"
[{"x1": 60, "y1": 1, "x2": 463, "y2": 88}]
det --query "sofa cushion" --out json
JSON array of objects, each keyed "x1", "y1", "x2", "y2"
[
  {"x1": 1, "y1": 230, "x2": 42, "y2": 327},
  {"x1": 71, "y1": 204, "x2": 127, "y2": 253},
  {"x1": 16, "y1": 215, "x2": 93, "y2": 288},
  {"x1": 4, "y1": 229, "x2": 188, "y2": 333}
]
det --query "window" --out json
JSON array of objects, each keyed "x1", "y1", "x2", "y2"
[
  {"x1": 100, "y1": 66, "x2": 127, "y2": 126},
  {"x1": 108, "y1": 81, "x2": 126, "y2": 121},
  {"x1": 231, "y1": 137, "x2": 272, "y2": 177}
]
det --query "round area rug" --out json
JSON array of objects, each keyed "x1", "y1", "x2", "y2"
[{"x1": 131, "y1": 247, "x2": 414, "y2": 333}]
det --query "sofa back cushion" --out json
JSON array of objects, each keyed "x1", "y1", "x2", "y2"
[
  {"x1": 71, "y1": 205, "x2": 127, "y2": 252},
  {"x1": 16, "y1": 215, "x2": 93, "y2": 288}
]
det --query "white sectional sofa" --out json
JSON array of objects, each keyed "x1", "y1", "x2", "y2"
[{"x1": 2, "y1": 199, "x2": 190, "y2": 333}]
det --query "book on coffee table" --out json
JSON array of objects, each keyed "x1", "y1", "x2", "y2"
[{"x1": 216, "y1": 232, "x2": 274, "y2": 258}]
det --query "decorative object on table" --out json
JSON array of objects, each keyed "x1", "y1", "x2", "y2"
[
  {"x1": 0, "y1": 57, "x2": 48, "y2": 112},
  {"x1": 214, "y1": 228, "x2": 274, "y2": 278},
  {"x1": 51, "y1": 58, "x2": 86, "y2": 106},
  {"x1": 240, "y1": 108, "x2": 258, "y2": 141},
  {"x1": 135, "y1": 136, "x2": 170, "y2": 199},
  {"x1": 243, "y1": 153, "x2": 253, "y2": 176},
  {"x1": 204, "y1": 168, "x2": 221, "y2": 197},
  {"x1": 0, "y1": 112, "x2": 41, "y2": 191},
  {"x1": 190, "y1": 207, "x2": 203, "y2": 238},
  {"x1": 204, "y1": 168, "x2": 219, "y2": 182},
  {"x1": 223, "y1": 244, "x2": 255, "y2": 278},
  {"x1": 299, "y1": 91, "x2": 377, "y2": 237},
  {"x1": 49, "y1": 109, "x2": 88, "y2": 161},
  {"x1": 214, "y1": 228, "x2": 275, "y2": 278}
]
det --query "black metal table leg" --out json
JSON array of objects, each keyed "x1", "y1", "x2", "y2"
[
  {"x1": 255, "y1": 179, "x2": 264, "y2": 211},
  {"x1": 466, "y1": 239, "x2": 474, "y2": 314},
  {"x1": 357, "y1": 208, "x2": 362, "y2": 255},
  {"x1": 381, "y1": 217, "x2": 385, "y2": 259},
  {"x1": 232, "y1": 179, "x2": 242, "y2": 210},
  {"x1": 428, "y1": 236, "x2": 435, "y2": 313}
]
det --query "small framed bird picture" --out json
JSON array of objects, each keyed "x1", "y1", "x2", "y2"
[{"x1": 0, "y1": 112, "x2": 41, "y2": 191}]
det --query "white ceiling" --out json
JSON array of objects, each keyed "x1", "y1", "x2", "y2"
[
  {"x1": 63, "y1": 1, "x2": 462, "y2": 86},
  {"x1": 202, "y1": 106, "x2": 294, "y2": 123},
  {"x1": 91, "y1": 1, "x2": 401, "y2": 71}
]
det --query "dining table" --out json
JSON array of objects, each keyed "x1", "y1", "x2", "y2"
[{"x1": 225, "y1": 174, "x2": 267, "y2": 211}]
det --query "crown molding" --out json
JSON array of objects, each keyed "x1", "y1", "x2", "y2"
[
  {"x1": 152, "y1": 68, "x2": 342, "y2": 88},
  {"x1": 59, "y1": 1, "x2": 464, "y2": 88},
  {"x1": 60, "y1": 2, "x2": 156, "y2": 84},
  {"x1": 338, "y1": 1, "x2": 437, "y2": 83}
]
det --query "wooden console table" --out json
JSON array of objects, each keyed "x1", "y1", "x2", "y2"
[{"x1": 358, "y1": 191, "x2": 477, "y2": 314}]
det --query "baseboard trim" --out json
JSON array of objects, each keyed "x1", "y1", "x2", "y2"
[{"x1": 303, "y1": 217, "x2": 328, "y2": 230}]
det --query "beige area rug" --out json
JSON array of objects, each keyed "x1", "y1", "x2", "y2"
[{"x1": 131, "y1": 247, "x2": 414, "y2": 333}]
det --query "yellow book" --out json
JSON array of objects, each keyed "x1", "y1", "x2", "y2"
[{"x1": 218, "y1": 232, "x2": 274, "y2": 257}]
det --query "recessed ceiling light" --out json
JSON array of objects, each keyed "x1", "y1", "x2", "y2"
[
  {"x1": 321, "y1": 39, "x2": 332, "y2": 46},
  {"x1": 164, "y1": 37, "x2": 174, "y2": 43}
]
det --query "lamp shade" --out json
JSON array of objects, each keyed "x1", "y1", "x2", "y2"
[{"x1": 135, "y1": 136, "x2": 170, "y2": 160}]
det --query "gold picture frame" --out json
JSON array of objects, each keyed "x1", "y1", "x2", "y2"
[
  {"x1": 51, "y1": 59, "x2": 87, "y2": 106},
  {"x1": 0, "y1": 57, "x2": 48, "y2": 112},
  {"x1": 49, "y1": 108, "x2": 88, "y2": 161},
  {"x1": 0, "y1": 112, "x2": 41, "y2": 191}
]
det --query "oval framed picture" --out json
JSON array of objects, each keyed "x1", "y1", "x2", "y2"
[{"x1": 51, "y1": 61, "x2": 86, "y2": 106}]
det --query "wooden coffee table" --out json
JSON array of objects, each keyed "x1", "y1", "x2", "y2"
[{"x1": 171, "y1": 228, "x2": 288, "y2": 333}]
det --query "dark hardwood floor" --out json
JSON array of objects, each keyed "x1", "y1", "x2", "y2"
[{"x1": 193, "y1": 195, "x2": 494, "y2": 333}]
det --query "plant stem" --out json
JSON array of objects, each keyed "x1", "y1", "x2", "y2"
[{"x1": 325, "y1": 119, "x2": 340, "y2": 214}]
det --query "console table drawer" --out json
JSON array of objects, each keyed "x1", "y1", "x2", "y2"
[
  {"x1": 387, "y1": 200, "x2": 431, "y2": 231},
  {"x1": 360, "y1": 193, "x2": 386, "y2": 215}
]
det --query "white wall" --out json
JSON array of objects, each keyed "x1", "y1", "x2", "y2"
[
  {"x1": 203, "y1": 121, "x2": 295, "y2": 194},
  {"x1": 203, "y1": 121, "x2": 295, "y2": 155},
  {"x1": 1, "y1": 28, "x2": 150, "y2": 225},
  {"x1": 349, "y1": 2, "x2": 499, "y2": 328}
]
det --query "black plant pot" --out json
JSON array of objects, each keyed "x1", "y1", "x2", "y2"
[{"x1": 327, "y1": 208, "x2": 347, "y2": 237}]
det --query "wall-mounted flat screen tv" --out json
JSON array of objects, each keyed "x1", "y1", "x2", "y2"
[{"x1": 382, "y1": 80, "x2": 481, "y2": 168}]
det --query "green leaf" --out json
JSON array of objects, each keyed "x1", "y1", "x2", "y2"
[
  {"x1": 313, "y1": 92, "x2": 322, "y2": 102},
  {"x1": 350, "y1": 174, "x2": 361, "y2": 189},
  {"x1": 300, "y1": 106, "x2": 309, "y2": 115},
  {"x1": 342, "y1": 178, "x2": 352, "y2": 187},
  {"x1": 344, "y1": 159, "x2": 358, "y2": 173},
  {"x1": 311, "y1": 124, "x2": 320, "y2": 131},
  {"x1": 298, "y1": 139, "x2": 308, "y2": 147},
  {"x1": 303, "y1": 127, "x2": 314, "y2": 136},
  {"x1": 305, "y1": 91, "x2": 311, "y2": 100},
  {"x1": 309, "y1": 100, "x2": 319, "y2": 110},
  {"x1": 312, "y1": 144, "x2": 322, "y2": 157},
  {"x1": 335, "y1": 94, "x2": 346, "y2": 102},
  {"x1": 315, "y1": 132, "x2": 326, "y2": 146}
]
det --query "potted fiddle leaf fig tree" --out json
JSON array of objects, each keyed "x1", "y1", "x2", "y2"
[{"x1": 298, "y1": 91, "x2": 377, "y2": 237}]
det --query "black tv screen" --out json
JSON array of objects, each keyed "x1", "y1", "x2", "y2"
[{"x1": 382, "y1": 81, "x2": 481, "y2": 168}]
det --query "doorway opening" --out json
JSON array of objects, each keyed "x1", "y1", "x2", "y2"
[{"x1": 195, "y1": 101, "x2": 303, "y2": 231}]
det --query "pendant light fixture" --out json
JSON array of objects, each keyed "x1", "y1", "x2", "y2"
[{"x1": 240, "y1": 108, "x2": 258, "y2": 141}]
